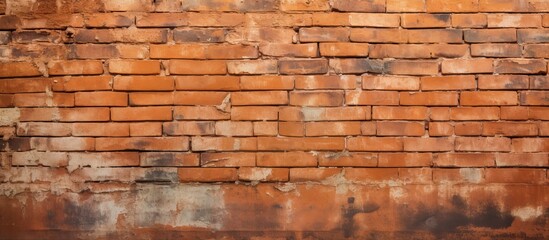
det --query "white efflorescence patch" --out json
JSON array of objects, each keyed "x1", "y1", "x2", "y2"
[
  {"x1": 0, "y1": 108, "x2": 20, "y2": 126},
  {"x1": 511, "y1": 206, "x2": 544, "y2": 221}
]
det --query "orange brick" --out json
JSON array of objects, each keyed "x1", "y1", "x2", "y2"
[
  {"x1": 305, "y1": 122, "x2": 361, "y2": 136},
  {"x1": 331, "y1": 0, "x2": 385, "y2": 12},
  {"x1": 163, "y1": 121, "x2": 215, "y2": 136},
  {"x1": 241, "y1": 76, "x2": 294, "y2": 90},
  {"x1": 174, "y1": 29, "x2": 225, "y2": 43},
  {"x1": 189, "y1": 13, "x2": 245, "y2": 27},
  {"x1": 454, "y1": 122, "x2": 483, "y2": 136},
  {"x1": 329, "y1": 59, "x2": 384, "y2": 74},
  {"x1": 174, "y1": 92, "x2": 229, "y2": 105},
  {"x1": 227, "y1": 60, "x2": 278, "y2": 75},
  {"x1": 233, "y1": 91, "x2": 288, "y2": 105},
  {"x1": 464, "y1": 29, "x2": 516, "y2": 43},
  {"x1": 377, "y1": 121, "x2": 424, "y2": 136},
  {"x1": 206, "y1": 44, "x2": 259, "y2": 59},
  {"x1": 253, "y1": 122, "x2": 278, "y2": 136},
  {"x1": 179, "y1": 168, "x2": 237, "y2": 182},
  {"x1": 17, "y1": 122, "x2": 71, "y2": 137},
  {"x1": 434, "y1": 153, "x2": 495, "y2": 167},
  {"x1": 524, "y1": 44, "x2": 549, "y2": 58},
  {"x1": 501, "y1": 106, "x2": 528, "y2": 120},
  {"x1": 279, "y1": 106, "x2": 370, "y2": 121},
  {"x1": 136, "y1": 13, "x2": 187, "y2": 27},
  {"x1": 259, "y1": 43, "x2": 317, "y2": 57},
  {"x1": 450, "y1": 107, "x2": 500, "y2": 120},
  {"x1": 408, "y1": 29, "x2": 462, "y2": 43},
  {"x1": 279, "y1": 122, "x2": 304, "y2": 136},
  {"x1": 421, "y1": 76, "x2": 476, "y2": 90},
  {"x1": 244, "y1": 27, "x2": 297, "y2": 43},
  {"x1": 350, "y1": 29, "x2": 408, "y2": 43},
  {"x1": 295, "y1": 76, "x2": 356, "y2": 90},
  {"x1": 74, "y1": 29, "x2": 168, "y2": 43},
  {"x1": 433, "y1": 168, "x2": 484, "y2": 184},
  {"x1": 279, "y1": 59, "x2": 329, "y2": 75},
  {"x1": 479, "y1": 0, "x2": 530, "y2": 12},
  {"x1": 96, "y1": 137, "x2": 188, "y2": 151},
  {"x1": 455, "y1": 137, "x2": 511, "y2": 152},
  {"x1": 48, "y1": 60, "x2": 103, "y2": 75},
  {"x1": 191, "y1": 137, "x2": 257, "y2": 151},
  {"x1": 319, "y1": 43, "x2": 369, "y2": 57},
  {"x1": 318, "y1": 152, "x2": 377, "y2": 167},
  {"x1": 200, "y1": 152, "x2": 255, "y2": 167},
  {"x1": 108, "y1": 60, "x2": 160, "y2": 75},
  {"x1": 32, "y1": 137, "x2": 95, "y2": 151},
  {"x1": 373, "y1": 106, "x2": 428, "y2": 120},
  {"x1": 485, "y1": 169, "x2": 545, "y2": 184},
  {"x1": 347, "y1": 137, "x2": 403, "y2": 151},
  {"x1": 429, "y1": 122, "x2": 453, "y2": 136},
  {"x1": 231, "y1": 106, "x2": 279, "y2": 120},
  {"x1": 400, "y1": 92, "x2": 459, "y2": 106},
  {"x1": 289, "y1": 91, "x2": 344, "y2": 107},
  {"x1": 401, "y1": 14, "x2": 451, "y2": 28},
  {"x1": 75, "y1": 92, "x2": 127, "y2": 107},
  {"x1": 175, "y1": 76, "x2": 239, "y2": 91},
  {"x1": 238, "y1": 167, "x2": 289, "y2": 182},
  {"x1": 426, "y1": 0, "x2": 478, "y2": 12},
  {"x1": 56, "y1": 76, "x2": 112, "y2": 92},
  {"x1": 215, "y1": 121, "x2": 253, "y2": 137},
  {"x1": 72, "y1": 123, "x2": 129, "y2": 137},
  {"x1": 441, "y1": 59, "x2": 493, "y2": 74},
  {"x1": 0, "y1": 62, "x2": 42, "y2": 78},
  {"x1": 521, "y1": 91, "x2": 549, "y2": 106},
  {"x1": 84, "y1": 13, "x2": 134, "y2": 27},
  {"x1": 452, "y1": 14, "x2": 487, "y2": 28},
  {"x1": 174, "y1": 106, "x2": 229, "y2": 120},
  {"x1": 245, "y1": 13, "x2": 312, "y2": 27},
  {"x1": 257, "y1": 137, "x2": 345, "y2": 151},
  {"x1": 487, "y1": 14, "x2": 542, "y2": 28},
  {"x1": 386, "y1": 0, "x2": 425, "y2": 12},
  {"x1": 385, "y1": 60, "x2": 439, "y2": 75},
  {"x1": 111, "y1": 107, "x2": 172, "y2": 121},
  {"x1": 312, "y1": 13, "x2": 350, "y2": 26},
  {"x1": 290, "y1": 168, "x2": 341, "y2": 182},
  {"x1": 12, "y1": 151, "x2": 68, "y2": 167},
  {"x1": 483, "y1": 122, "x2": 538, "y2": 136},
  {"x1": 257, "y1": 152, "x2": 317, "y2": 167},
  {"x1": 58, "y1": 108, "x2": 110, "y2": 122},
  {"x1": 378, "y1": 153, "x2": 431, "y2": 167},
  {"x1": 403, "y1": 137, "x2": 454, "y2": 152},
  {"x1": 495, "y1": 59, "x2": 547, "y2": 74},
  {"x1": 280, "y1": 0, "x2": 330, "y2": 11},
  {"x1": 429, "y1": 107, "x2": 452, "y2": 121},
  {"x1": 362, "y1": 76, "x2": 419, "y2": 90},
  {"x1": 460, "y1": 91, "x2": 518, "y2": 106},
  {"x1": 0, "y1": 78, "x2": 53, "y2": 93},
  {"x1": 140, "y1": 152, "x2": 199, "y2": 167},
  {"x1": 150, "y1": 44, "x2": 206, "y2": 59},
  {"x1": 299, "y1": 27, "x2": 349, "y2": 42},
  {"x1": 114, "y1": 76, "x2": 173, "y2": 91},
  {"x1": 348, "y1": 13, "x2": 400, "y2": 27},
  {"x1": 512, "y1": 138, "x2": 549, "y2": 152},
  {"x1": 13, "y1": 93, "x2": 74, "y2": 107},
  {"x1": 518, "y1": 29, "x2": 549, "y2": 43},
  {"x1": 345, "y1": 168, "x2": 399, "y2": 182},
  {"x1": 369, "y1": 44, "x2": 468, "y2": 59},
  {"x1": 529, "y1": 107, "x2": 549, "y2": 120},
  {"x1": 169, "y1": 60, "x2": 227, "y2": 75},
  {"x1": 471, "y1": 44, "x2": 521, "y2": 57},
  {"x1": 129, "y1": 92, "x2": 174, "y2": 106},
  {"x1": 478, "y1": 75, "x2": 528, "y2": 90},
  {"x1": 495, "y1": 153, "x2": 548, "y2": 167},
  {"x1": 130, "y1": 122, "x2": 162, "y2": 136}
]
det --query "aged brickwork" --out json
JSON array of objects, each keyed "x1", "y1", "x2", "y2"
[{"x1": 0, "y1": 0, "x2": 548, "y2": 239}]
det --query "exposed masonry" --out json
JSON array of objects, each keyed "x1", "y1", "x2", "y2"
[{"x1": 0, "y1": 0, "x2": 548, "y2": 239}]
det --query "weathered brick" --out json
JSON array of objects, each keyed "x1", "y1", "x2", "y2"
[
  {"x1": 299, "y1": 27, "x2": 349, "y2": 42},
  {"x1": 189, "y1": 13, "x2": 245, "y2": 27},
  {"x1": 385, "y1": 60, "x2": 439, "y2": 75},
  {"x1": 455, "y1": 137, "x2": 511, "y2": 152},
  {"x1": 401, "y1": 14, "x2": 451, "y2": 28},
  {"x1": 347, "y1": 137, "x2": 403, "y2": 151},
  {"x1": 200, "y1": 152, "x2": 255, "y2": 167},
  {"x1": 259, "y1": 43, "x2": 317, "y2": 57},
  {"x1": 232, "y1": 91, "x2": 288, "y2": 105},
  {"x1": 373, "y1": 106, "x2": 428, "y2": 120},
  {"x1": 329, "y1": 59, "x2": 384, "y2": 74},
  {"x1": 169, "y1": 60, "x2": 227, "y2": 75},
  {"x1": 518, "y1": 29, "x2": 549, "y2": 43},
  {"x1": 477, "y1": 75, "x2": 529, "y2": 90},
  {"x1": 227, "y1": 60, "x2": 278, "y2": 75},
  {"x1": 0, "y1": 62, "x2": 42, "y2": 78},
  {"x1": 495, "y1": 59, "x2": 547, "y2": 74},
  {"x1": 349, "y1": 13, "x2": 400, "y2": 27},
  {"x1": 464, "y1": 29, "x2": 517, "y2": 43},
  {"x1": 279, "y1": 59, "x2": 328, "y2": 75},
  {"x1": 521, "y1": 91, "x2": 549, "y2": 105},
  {"x1": 129, "y1": 92, "x2": 174, "y2": 106},
  {"x1": 175, "y1": 76, "x2": 239, "y2": 91},
  {"x1": 305, "y1": 122, "x2": 362, "y2": 136},
  {"x1": 295, "y1": 76, "x2": 356, "y2": 90},
  {"x1": 400, "y1": 92, "x2": 459, "y2": 106},
  {"x1": 136, "y1": 13, "x2": 187, "y2": 27},
  {"x1": 289, "y1": 91, "x2": 344, "y2": 107},
  {"x1": 192, "y1": 137, "x2": 257, "y2": 151},
  {"x1": 362, "y1": 76, "x2": 419, "y2": 90},
  {"x1": 346, "y1": 91, "x2": 400, "y2": 105},
  {"x1": 471, "y1": 44, "x2": 522, "y2": 57},
  {"x1": 111, "y1": 107, "x2": 172, "y2": 121},
  {"x1": 241, "y1": 76, "x2": 294, "y2": 90},
  {"x1": 174, "y1": 106, "x2": 229, "y2": 120},
  {"x1": 258, "y1": 137, "x2": 345, "y2": 151},
  {"x1": 75, "y1": 92, "x2": 127, "y2": 107},
  {"x1": 441, "y1": 59, "x2": 493, "y2": 74},
  {"x1": 421, "y1": 76, "x2": 476, "y2": 90},
  {"x1": 84, "y1": 13, "x2": 134, "y2": 28},
  {"x1": 461, "y1": 91, "x2": 518, "y2": 106},
  {"x1": 280, "y1": 0, "x2": 330, "y2": 11},
  {"x1": 75, "y1": 29, "x2": 168, "y2": 43},
  {"x1": 452, "y1": 14, "x2": 487, "y2": 28},
  {"x1": 239, "y1": 167, "x2": 289, "y2": 182},
  {"x1": 426, "y1": 0, "x2": 478, "y2": 12},
  {"x1": 319, "y1": 43, "x2": 369, "y2": 57},
  {"x1": 48, "y1": 60, "x2": 103, "y2": 76},
  {"x1": 377, "y1": 121, "x2": 424, "y2": 136},
  {"x1": 450, "y1": 107, "x2": 500, "y2": 121},
  {"x1": 72, "y1": 123, "x2": 129, "y2": 137},
  {"x1": 96, "y1": 137, "x2": 188, "y2": 151},
  {"x1": 279, "y1": 106, "x2": 370, "y2": 121},
  {"x1": 331, "y1": 0, "x2": 385, "y2": 12},
  {"x1": 163, "y1": 121, "x2": 215, "y2": 136},
  {"x1": 114, "y1": 76, "x2": 173, "y2": 91},
  {"x1": 231, "y1": 106, "x2": 279, "y2": 120}
]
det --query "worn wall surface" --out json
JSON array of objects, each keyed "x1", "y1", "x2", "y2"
[{"x1": 0, "y1": 0, "x2": 548, "y2": 239}]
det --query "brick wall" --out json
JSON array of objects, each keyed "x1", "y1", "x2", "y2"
[{"x1": 0, "y1": 0, "x2": 548, "y2": 239}]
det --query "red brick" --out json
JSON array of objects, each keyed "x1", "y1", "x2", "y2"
[
  {"x1": 174, "y1": 92, "x2": 229, "y2": 106},
  {"x1": 452, "y1": 14, "x2": 487, "y2": 28},
  {"x1": 495, "y1": 59, "x2": 547, "y2": 74},
  {"x1": 0, "y1": 15, "x2": 20, "y2": 30},
  {"x1": 487, "y1": 14, "x2": 542, "y2": 28},
  {"x1": 75, "y1": 92, "x2": 127, "y2": 107},
  {"x1": 231, "y1": 106, "x2": 279, "y2": 120},
  {"x1": 421, "y1": 76, "x2": 476, "y2": 90},
  {"x1": 136, "y1": 13, "x2": 187, "y2": 27},
  {"x1": 259, "y1": 43, "x2": 317, "y2": 57},
  {"x1": 169, "y1": 60, "x2": 227, "y2": 75},
  {"x1": 377, "y1": 121, "x2": 424, "y2": 136},
  {"x1": 130, "y1": 122, "x2": 162, "y2": 137},
  {"x1": 385, "y1": 60, "x2": 439, "y2": 75},
  {"x1": 495, "y1": 153, "x2": 548, "y2": 167},
  {"x1": 257, "y1": 152, "x2": 317, "y2": 167},
  {"x1": 426, "y1": 0, "x2": 478, "y2": 12},
  {"x1": 305, "y1": 122, "x2": 361, "y2": 136},
  {"x1": 454, "y1": 122, "x2": 483, "y2": 136},
  {"x1": 372, "y1": 106, "x2": 428, "y2": 120},
  {"x1": 238, "y1": 167, "x2": 289, "y2": 182},
  {"x1": 280, "y1": 0, "x2": 330, "y2": 11},
  {"x1": 517, "y1": 29, "x2": 549, "y2": 43},
  {"x1": 48, "y1": 60, "x2": 103, "y2": 76},
  {"x1": 279, "y1": 122, "x2": 305, "y2": 136},
  {"x1": 455, "y1": 137, "x2": 511, "y2": 152},
  {"x1": 521, "y1": 91, "x2": 549, "y2": 106},
  {"x1": 227, "y1": 60, "x2": 278, "y2": 75},
  {"x1": 290, "y1": 91, "x2": 344, "y2": 107},
  {"x1": 299, "y1": 27, "x2": 349, "y2": 42},
  {"x1": 233, "y1": 91, "x2": 288, "y2": 105},
  {"x1": 174, "y1": 106, "x2": 229, "y2": 120},
  {"x1": 319, "y1": 43, "x2": 369, "y2": 57},
  {"x1": 201, "y1": 152, "x2": 255, "y2": 167},
  {"x1": 114, "y1": 76, "x2": 173, "y2": 91},
  {"x1": 378, "y1": 153, "x2": 431, "y2": 167},
  {"x1": 429, "y1": 122, "x2": 453, "y2": 136},
  {"x1": 279, "y1": 106, "x2": 370, "y2": 121},
  {"x1": 512, "y1": 138, "x2": 549, "y2": 153},
  {"x1": 0, "y1": 62, "x2": 42, "y2": 78},
  {"x1": 72, "y1": 123, "x2": 129, "y2": 137},
  {"x1": 441, "y1": 59, "x2": 493, "y2": 74},
  {"x1": 84, "y1": 13, "x2": 134, "y2": 28},
  {"x1": 279, "y1": 59, "x2": 329, "y2": 75},
  {"x1": 400, "y1": 92, "x2": 459, "y2": 106},
  {"x1": 362, "y1": 76, "x2": 419, "y2": 90},
  {"x1": 290, "y1": 168, "x2": 341, "y2": 182},
  {"x1": 32, "y1": 137, "x2": 94, "y2": 151},
  {"x1": 460, "y1": 91, "x2": 518, "y2": 106},
  {"x1": 349, "y1": 13, "x2": 400, "y2": 27},
  {"x1": 347, "y1": 137, "x2": 403, "y2": 151},
  {"x1": 96, "y1": 137, "x2": 188, "y2": 151},
  {"x1": 0, "y1": 94, "x2": 13, "y2": 107},
  {"x1": 241, "y1": 76, "x2": 294, "y2": 90},
  {"x1": 215, "y1": 121, "x2": 253, "y2": 137},
  {"x1": 464, "y1": 29, "x2": 516, "y2": 43},
  {"x1": 111, "y1": 107, "x2": 172, "y2": 121},
  {"x1": 471, "y1": 44, "x2": 521, "y2": 57},
  {"x1": 478, "y1": 75, "x2": 529, "y2": 90},
  {"x1": 295, "y1": 76, "x2": 356, "y2": 90},
  {"x1": 17, "y1": 122, "x2": 71, "y2": 137},
  {"x1": 140, "y1": 152, "x2": 199, "y2": 167},
  {"x1": 257, "y1": 137, "x2": 345, "y2": 151},
  {"x1": 189, "y1": 13, "x2": 245, "y2": 27},
  {"x1": 191, "y1": 137, "x2": 257, "y2": 151},
  {"x1": 434, "y1": 153, "x2": 495, "y2": 167},
  {"x1": 450, "y1": 107, "x2": 500, "y2": 120},
  {"x1": 345, "y1": 168, "x2": 399, "y2": 182},
  {"x1": 346, "y1": 90, "x2": 399, "y2": 106},
  {"x1": 179, "y1": 168, "x2": 237, "y2": 182},
  {"x1": 163, "y1": 121, "x2": 215, "y2": 136},
  {"x1": 68, "y1": 152, "x2": 139, "y2": 167},
  {"x1": 485, "y1": 169, "x2": 545, "y2": 184},
  {"x1": 331, "y1": 0, "x2": 385, "y2": 12},
  {"x1": 329, "y1": 59, "x2": 384, "y2": 74},
  {"x1": 402, "y1": 14, "x2": 451, "y2": 28},
  {"x1": 175, "y1": 76, "x2": 239, "y2": 91},
  {"x1": 403, "y1": 137, "x2": 454, "y2": 152},
  {"x1": 129, "y1": 92, "x2": 174, "y2": 106},
  {"x1": 14, "y1": 93, "x2": 74, "y2": 107},
  {"x1": 108, "y1": 60, "x2": 160, "y2": 75},
  {"x1": 253, "y1": 122, "x2": 278, "y2": 136},
  {"x1": 386, "y1": 0, "x2": 425, "y2": 12}
]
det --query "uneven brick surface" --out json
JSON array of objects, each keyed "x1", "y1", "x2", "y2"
[{"x1": 0, "y1": 0, "x2": 548, "y2": 239}]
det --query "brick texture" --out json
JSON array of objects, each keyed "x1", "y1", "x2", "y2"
[{"x1": 0, "y1": 1, "x2": 547, "y2": 239}]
